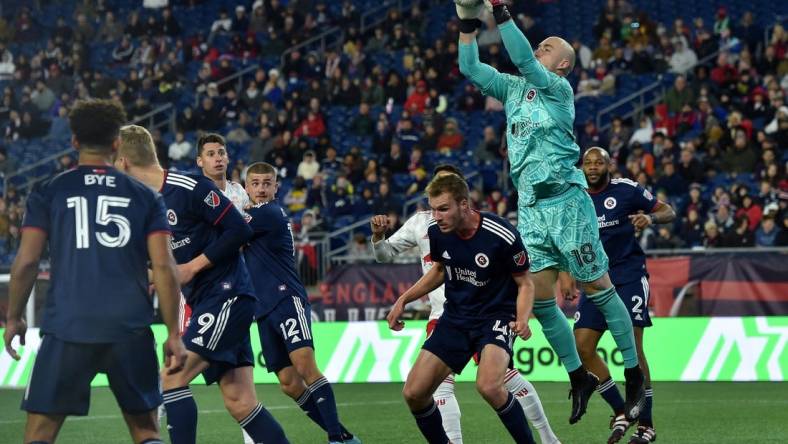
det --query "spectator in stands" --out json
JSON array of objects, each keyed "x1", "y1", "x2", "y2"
[
  {"x1": 755, "y1": 212, "x2": 780, "y2": 247},
  {"x1": 373, "y1": 181, "x2": 399, "y2": 214},
  {"x1": 475, "y1": 125, "x2": 500, "y2": 163},
  {"x1": 395, "y1": 116, "x2": 419, "y2": 152},
  {"x1": 653, "y1": 226, "x2": 685, "y2": 249},
  {"x1": 680, "y1": 208, "x2": 705, "y2": 247},
  {"x1": 665, "y1": 75, "x2": 695, "y2": 114},
  {"x1": 669, "y1": 40, "x2": 698, "y2": 74},
  {"x1": 721, "y1": 215, "x2": 754, "y2": 247},
  {"x1": 711, "y1": 52, "x2": 737, "y2": 90},
  {"x1": 168, "y1": 130, "x2": 193, "y2": 162},
  {"x1": 436, "y1": 118, "x2": 463, "y2": 152},
  {"x1": 381, "y1": 141, "x2": 408, "y2": 175},
  {"x1": 655, "y1": 158, "x2": 687, "y2": 197},
  {"x1": 97, "y1": 11, "x2": 124, "y2": 42},
  {"x1": 404, "y1": 80, "x2": 429, "y2": 115},
  {"x1": 0, "y1": 147, "x2": 16, "y2": 178},
  {"x1": 0, "y1": 43, "x2": 15, "y2": 81},
  {"x1": 195, "y1": 97, "x2": 223, "y2": 131},
  {"x1": 627, "y1": 142, "x2": 655, "y2": 176},
  {"x1": 249, "y1": 127, "x2": 274, "y2": 164},
  {"x1": 721, "y1": 128, "x2": 758, "y2": 174},
  {"x1": 677, "y1": 148, "x2": 704, "y2": 184},
  {"x1": 703, "y1": 219, "x2": 722, "y2": 248},
  {"x1": 629, "y1": 116, "x2": 654, "y2": 146},
  {"x1": 351, "y1": 102, "x2": 374, "y2": 136},
  {"x1": 736, "y1": 195, "x2": 763, "y2": 232},
  {"x1": 297, "y1": 150, "x2": 320, "y2": 181}
]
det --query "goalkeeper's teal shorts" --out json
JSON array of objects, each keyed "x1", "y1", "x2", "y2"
[{"x1": 517, "y1": 184, "x2": 608, "y2": 282}]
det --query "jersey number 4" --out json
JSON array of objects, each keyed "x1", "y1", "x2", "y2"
[{"x1": 66, "y1": 195, "x2": 131, "y2": 249}]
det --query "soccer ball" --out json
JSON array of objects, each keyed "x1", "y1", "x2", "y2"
[{"x1": 454, "y1": 0, "x2": 485, "y2": 19}]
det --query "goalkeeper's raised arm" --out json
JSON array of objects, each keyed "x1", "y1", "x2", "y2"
[{"x1": 455, "y1": 0, "x2": 510, "y2": 103}]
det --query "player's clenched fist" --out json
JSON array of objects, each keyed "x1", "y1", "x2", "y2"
[
  {"x1": 454, "y1": 0, "x2": 484, "y2": 19},
  {"x1": 509, "y1": 319, "x2": 532, "y2": 340},
  {"x1": 370, "y1": 214, "x2": 388, "y2": 236}
]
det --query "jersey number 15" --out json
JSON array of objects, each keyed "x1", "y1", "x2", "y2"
[{"x1": 66, "y1": 195, "x2": 132, "y2": 249}]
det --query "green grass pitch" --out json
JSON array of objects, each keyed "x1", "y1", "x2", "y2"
[{"x1": 1, "y1": 382, "x2": 785, "y2": 443}]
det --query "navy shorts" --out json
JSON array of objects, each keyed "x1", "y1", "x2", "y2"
[
  {"x1": 574, "y1": 276, "x2": 653, "y2": 331},
  {"x1": 22, "y1": 328, "x2": 161, "y2": 416},
  {"x1": 258, "y1": 295, "x2": 314, "y2": 373},
  {"x1": 183, "y1": 295, "x2": 256, "y2": 384},
  {"x1": 422, "y1": 316, "x2": 516, "y2": 374}
]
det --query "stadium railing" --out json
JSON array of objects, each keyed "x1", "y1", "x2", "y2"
[
  {"x1": 192, "y1": 64, "x2": 260, "y2": 108},
  {"x1": 280, "y1": 26, "x2": 345, "y2": 69}
]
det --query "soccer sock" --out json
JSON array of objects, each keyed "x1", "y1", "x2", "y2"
[
  {"x1": 434, "y1": 375, "x2": 463, "y2": 444},
  {"x1": 238, "y1": 403, "x2": 288, "y2": 444},
  {"x1": 590, "y1": 287, "x2": 639, "y2": 367},
  {"x1": 533, "y1": 298, "x2": 583, "y2": 372},
  {"x1": 496, "y1": 392, "x2": 536, "y2": 444},
  {"x1": 412, "y1": 400, "x2": 450, "y2": 443},
  {"x1": 504, "y1": 369, "x2": 558, "y2": 444},
  {"x1": 307, "y1": 376, "x2": 343, "y2": 441},
  {"x1": 640, "y1": 386, "x2": 654, "y2": 427},
  {"x1": 140, "y1": 440, "x2": 164, "y2": 444},
  {"x1": 296, "y1": 389, "x2": 354, "y2": 440},
  {"x1": 163, "y1": 386, "x2": 197, "y2": 444},
  {"x1": 597, "y1": 377, "x2": 626, "y2": 414}
]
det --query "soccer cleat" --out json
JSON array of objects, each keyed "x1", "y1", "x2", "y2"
[
  {"x1": 568, "y1": 371, "x2": 598, "y2": 424},
  {"x1": 627, "y1": 426, "x2": 656, "y2": 443},
  {"x1": 607, "y1": 414, "x2": 632, "y2": 444},
  {"x1": 343, "y1": 436, "x2": 362, "y2": 444},
  {"x1": 623, "y1": 367, "x2": 646, "y2": 421}
]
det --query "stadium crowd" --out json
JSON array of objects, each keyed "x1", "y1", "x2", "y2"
[{"x1": 0, "y1": 0, "x2": 785, "y2": 274}]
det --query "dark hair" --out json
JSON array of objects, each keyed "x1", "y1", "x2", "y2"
[
  {"x1": 197, "y1": 132, "x2": 226, "y2": 156},
  {"x1": 432, "y1": 163, "x2": 465, "y2": 179},
  {"x1": 69, "y1": 99, "x2": 127, "y2": 150}
]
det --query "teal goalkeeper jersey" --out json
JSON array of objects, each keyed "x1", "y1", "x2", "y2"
[{"x1": 459, "y1": 34, "x2": 586, "y2": 206}]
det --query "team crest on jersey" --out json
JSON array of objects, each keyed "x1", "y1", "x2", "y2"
[
  {"x1": 475, "y1": 253, "x2": 489, "y2": 268},
  {"x1": 243, "y1": 212, "x2": 252, "y2": 223},
  {"x1": 166, "y1": 209, "x2": 178, "y2": 225},
  {"x1": 604, "y1": 197, "x2": 617, "y2": 209},
  {"x1": 204, "y1": 190, "x2": 221, "y2": 208},
  {"x1": 525, "y1": 88, "x2": 537, "y2": 101},
  {"x1": 643, "y1": 189, "x2": 654, "y2": 200},
  {"x1": 513, "y1": 251, "x2": 527, "y2": 266},
  {"x1": 221, "y1": 282, "x2": 232, "y2": 290}
]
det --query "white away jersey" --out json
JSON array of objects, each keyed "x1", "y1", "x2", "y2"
[
  {"x1": 372, "y1": 211, "x2": 446, "y2": 320},
  {"x1": 220, "y1": 180, "x2": 250, "y2": 212}
]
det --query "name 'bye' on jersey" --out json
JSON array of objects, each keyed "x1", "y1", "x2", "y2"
[
  {"x1": 161, "y1": 172, "x2": 254, "y2": 306},
  {"x1": 243, "y1": 199, "x2": 307, "y2": 318},
  {"x1": 428, "y1": 212, "x2": 530, "y2": 324},
  {"x1": 22, "y1": 166, "x2": 170, "y2": 343},
  {"x1": 589, "y1": 178, "x2": 657, "y2": 285}
]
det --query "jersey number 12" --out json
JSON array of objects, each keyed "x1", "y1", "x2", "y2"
[{"x1": 66, "y1": 195, "x2": 132, "y2": 249}]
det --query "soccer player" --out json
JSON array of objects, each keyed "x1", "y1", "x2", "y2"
[
  {"x1": 455, "y1": 0, "x2": 646, "y2": 422},
  {"x1": 115, "y1": 125, "x2": 288, "y2": 444},
  {"x1": 2, "y1": 99, "x2": 186, "y2": 444},
  {"x1": 197, "y1": 133, "x2": 249, "y2": 211},
  {"x1": 387, "y1": 173, "x2": 537, "y2": 444},
  {"x1": 371, "y1": 164, "x2": 559, "y2": 444},
  {"x1": 575, "y1": 147, "x2": 675, "y2": 444},
  {"x1": 243, "y1": 162, "x2": 360, "y2": 444}
]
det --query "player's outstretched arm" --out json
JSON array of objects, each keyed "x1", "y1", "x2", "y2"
[
  {"x1": 629, "y1": 199, "x2": 677, "y2": 230},
  {"x1": 148, "y1": 232, "x2": 187, "y2": 373},
  {"x1": 510, "y1": 271, "x2": 535, "y2": 340},
  {"x1": 387, "y1": 263, "x2": 445, "y2": 330},
  {"x1": 3, "y1": 229, "x2": 46, "y2": 360},
  {"x1": 458, "y1": 27, "x2": 510, "y2": 103},
  {"x1": 488, "y1": 1, "x2": 551, "y2": 88},
  {"x1": 370, "y1": 214, "x2": 417, "y2": 263}
]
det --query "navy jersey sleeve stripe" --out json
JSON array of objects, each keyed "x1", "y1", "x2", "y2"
[{"x1": 212, "y1": 204, "x2": 233, "y2": 226}]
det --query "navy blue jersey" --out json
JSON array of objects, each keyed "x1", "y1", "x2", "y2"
[
  {"x1": 22, "y1": 165, "x2": 170, "y2": 343},
  {"x1": 243, "y1": 199, "x2": 307, "y2": 318},
  {"x1": 588, "y1": 178, "x2": 657, "y2": 285},
  {"x1": 428, "y1": 212, "x2": 530, "y2": 325},
  {"x1": 161, "y1": 172, "x2": 255, "y2": 306}
]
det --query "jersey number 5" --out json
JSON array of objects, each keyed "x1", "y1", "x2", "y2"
[{"x1": 66, "y1": 195, "x2": 131, "y2": 249}]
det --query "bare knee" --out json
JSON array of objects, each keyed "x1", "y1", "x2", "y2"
[
  {"x1": 222, "y1": 390, "x2": 258, "y2": 421},
  {"x1": 279, "y1": 378, "x2": 305, "y2": 399},
  {"x1": 402, "y1": 382, "x2": 432, "y2": 410},
  {"x1": 476, "y1": 378, "x2": 507, "y2": 407}
]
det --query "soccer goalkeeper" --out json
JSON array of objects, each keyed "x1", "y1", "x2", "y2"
[{"x1": 455, "y1": 0, "x2": 646, "y2": 424}]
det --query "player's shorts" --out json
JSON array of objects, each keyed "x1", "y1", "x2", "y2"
[
  {"x1": 22, "y1": 328, "x2": 161, "y2": 416},
  {"x1": 258, "y1": 295, "x2": 314, "y2": 373},
  {"x1": 574, "y1": 276, "x2": 653, "y2": 330},
  {"x1": 518, "y1": 185, "x2": 608, "y2": 282},
  {"x1": 183, "y1": 294, "x2": 256, "y2": 384},
  {"x1": 422, "y1": 317, "x2": 515, "y2": 374}
]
